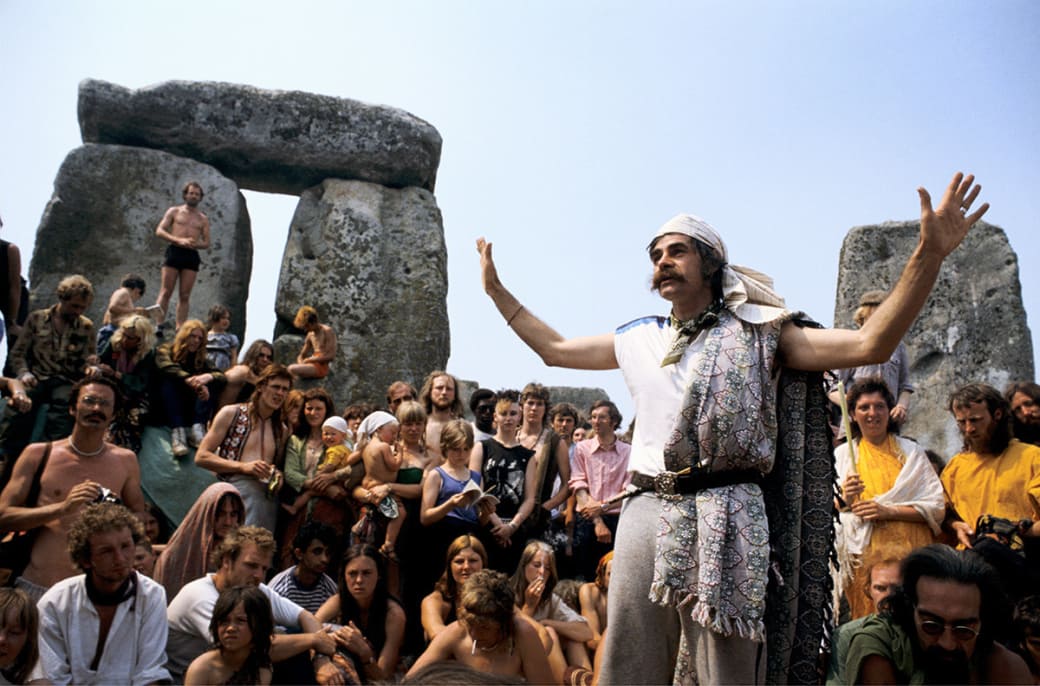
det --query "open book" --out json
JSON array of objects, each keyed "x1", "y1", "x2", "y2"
[
  {"x1": 141, "y1": 304, "x2": 165, "y2": 323},
  {"x1": 460, "y1": 479, "x2": 499, "y2": 509}
]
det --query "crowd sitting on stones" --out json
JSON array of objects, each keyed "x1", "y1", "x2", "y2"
[{"x1": 0, "y1": 181, "x2": 1038, "y2": 684}]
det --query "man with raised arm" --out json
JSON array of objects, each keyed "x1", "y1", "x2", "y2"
[
  {"x1": 477, "y1": 172, "x2": 988, "y2": 685},
  {"x1": 154, "y1": 181, "x2": 210, "y2": 329}
]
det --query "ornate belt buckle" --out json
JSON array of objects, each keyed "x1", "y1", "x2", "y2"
[{"x1": 653, "y1": 471, "x2": 679, "y2": 498}]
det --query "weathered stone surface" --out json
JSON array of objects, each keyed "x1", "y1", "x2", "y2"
[
  {"x1": 834, "y1": 221, "x2": 1033, "y2": 460},
  {"x1": 78, "y1": 79, "x2": 442, "y2": 194},
  {"x1": 28, "y1": 144, "x2": 252, "y2": 339},
  {"x1": 273, "y1": 179, "x2": 447, "y2": 409}
]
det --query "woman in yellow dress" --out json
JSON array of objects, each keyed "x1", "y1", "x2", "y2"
[{"x1": 835, "y1": 377, "x2": 945, "y2": 619}]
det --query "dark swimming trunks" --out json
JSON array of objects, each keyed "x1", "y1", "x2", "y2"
[{"x1": 163, "y1": 245, "x2": 201, "y2": 272}]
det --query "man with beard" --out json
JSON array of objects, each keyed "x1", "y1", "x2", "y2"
[
  {"x1": 37, "y1": 503, "x2": 170, "y2": 685},
  {"x1": 845, "y1": 544, "x2": 1031, "y2": 684},
  {"x1": 196, "y1": 365, "x2": 292, "y2": 532},
  {"x1": 0, "y1": 377, "x2": 145, "y2": 601},
  {"x1": 218, "y1": 338, "x2": 275, "y2": 407},
  {"x1": 154, "y1": 181, "x2": 210, "y2": 329},
  {"x1": 421, "y1": 370, "x2": 464, "y2": 461},
  {"x1": 942, "y1": 383, "x2": 1040, "y2": 548},
  {"x1": 0, "y1": 274, "x2": 97, "y2": 466},
  {"x1": 1006, "y1": 381, "x2": 1040, "y2": 447}
]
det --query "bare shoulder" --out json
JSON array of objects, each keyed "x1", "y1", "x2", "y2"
[
  {"x1": 985, "y1": 642, "x2": 1033, "y2": 684},
  {"x1": 110, "y1": 444, "x2": 138, "y2": 464}
]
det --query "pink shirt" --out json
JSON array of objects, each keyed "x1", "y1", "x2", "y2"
[{"x1": 569, "y1": 436, "x2": 632, "y2": 514}]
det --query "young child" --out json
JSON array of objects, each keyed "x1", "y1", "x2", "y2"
[
  {"x1": 353, "y1": 411, "x2": 404, "y2": 560},
  {"x1": 184, "y1": 586, "x2": 274, "y2": 686},
  {"x1": 286, "y1": 416, "x2": 354, "y2": 516},
  {"x1": 205, "y1": 305, "x2": 239, "y2": 371}
]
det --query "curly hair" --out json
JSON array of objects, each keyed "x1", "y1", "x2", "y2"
[
  {"x1": 459, "y1": 569, "x2": 516, "y2": 642},
  {"x1": 110, "y1": 314, "x2": 156, "y2": 366},
  {"x1": 56, "y1": 274, "x2": 94, "y2": 302},
  {"x1": 171, "y1": 319, "x2": 209, "y2": 369},
  {"x1": 213, "y1": 526, "x2": 276, "y2": 569},
  {"x1": 67, "y1": 503, "x2": 144, "y2": 572}
]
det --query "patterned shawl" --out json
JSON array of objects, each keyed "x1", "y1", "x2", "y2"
[{"x1": 650, "y1": 309, "x2": 835, "y2": 684}]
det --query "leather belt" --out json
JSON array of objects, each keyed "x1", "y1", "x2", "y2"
[{"x1": 629, "y1": 469, "x2": 763, "y2": 497}]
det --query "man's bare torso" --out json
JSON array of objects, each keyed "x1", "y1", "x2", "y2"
[
  {"x1": 168, "y1": 204, "x2": 207, "y2": 244},
  {"x1": 26, "y1": 442, "x2": 139, "y2": 587}
]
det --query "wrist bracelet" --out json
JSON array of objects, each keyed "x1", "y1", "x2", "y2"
[{"x1": 506, "y1": 304, "x2": 524, "y2": 326}]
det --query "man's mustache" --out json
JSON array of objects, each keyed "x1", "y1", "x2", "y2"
[{"x1": 652, "y1": 268, "x2": 685, "y2": 291}]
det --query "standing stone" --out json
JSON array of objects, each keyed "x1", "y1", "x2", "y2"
[
  {"x1": 28, "y1": 144, "x2": 252, "y2": 340},
  {"x1": 78, "y1": 79, "x2": 442, "y2": 194},
  {"x1": 834, "y1": 220, "x2": 1033, "y2": 459},
  {"x1": 274, "y1": 179, "x2": 447, "y2": 408}
]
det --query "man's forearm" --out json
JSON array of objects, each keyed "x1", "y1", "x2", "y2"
[
  {"x1": 857, "y1": 245, "x2": 944, "y2": 363},
  {"x1": 194, "y1": 451, "x2": 243, "y2": 475},
  {"x1": 0, "y1": 502, "x2": 66, "y2": 532}
]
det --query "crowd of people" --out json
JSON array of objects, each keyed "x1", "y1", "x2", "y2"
[{"x1": 0, "y1": 171, "x2": 1038, "y2": 685}]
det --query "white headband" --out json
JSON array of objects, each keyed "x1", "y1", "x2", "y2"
[{"x1": 655, "y1": 214, "x2": 788, "y2": 324}]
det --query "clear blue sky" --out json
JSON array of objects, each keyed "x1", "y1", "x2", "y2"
[{"x1": 2, "y1": 1, "x2": 1037, "y2": 422}]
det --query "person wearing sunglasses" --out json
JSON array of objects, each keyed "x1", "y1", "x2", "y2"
[{"x1": 844, "y1": 544, "x2": 1031, "y2": 684}]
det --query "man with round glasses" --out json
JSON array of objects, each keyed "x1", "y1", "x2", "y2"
[
  {"x1": 845, "y1": 544, "x2": 1030, "y2": 684},
  {"x1": 0, "y1": 376, "x2": 144, "y2": 601}
]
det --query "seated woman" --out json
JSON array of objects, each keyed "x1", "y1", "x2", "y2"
[
  {"x1": 834, "y1": 376, "x2": 945, "y2": 620},
  {"x1": 511, "y1": 540, "x2": 592, "y2": 671},
  {"x1": 185, "y1": 585, "x2": 274, "y2": 686},
  {"x1": 315, "y1": 544, "x2": 406, "y2": 683},
  {"x1": 407, "y1": 569, "x2": 554, "y2": 685},
  {"x1": 153, "y1": 483, "x2": 244, "y2": 600},
  {"x1": 154, "y1": 319, "x2": 226, "y2": 457},
  {"x1": 578, "y1": 551, "x2": 612, "y2": 656},
  {"x1": 0, "y1": 588, "x2": 46, "y2": 684},
  {"x1": 421, "y1": 535, "x2": 488, "y2": 641},
  {"x1": 95, "y1": 313, "x2": 158, "y2": 454}
]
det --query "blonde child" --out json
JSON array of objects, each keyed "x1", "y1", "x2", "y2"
[
  {"x1": 287, "y1": 416, "x2": 353, "y2": 516},
  {"x1": 353, "y1": 411, "x2": 404, "y2": 560}
]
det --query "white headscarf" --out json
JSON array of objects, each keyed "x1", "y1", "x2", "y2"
[
  {"x1": 655, "y1": 213, "x2": 788, "y2": 324},
  {"x1": 356, "y1": 411, "x2": 398, "y2": 441}
]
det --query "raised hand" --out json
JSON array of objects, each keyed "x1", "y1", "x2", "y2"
[
  {"x1": 476, "y1": 237, "x2": 502, "y2": 295},
  {"x1": 917, "y1": 172, "x2": 989, "y2": 259}
]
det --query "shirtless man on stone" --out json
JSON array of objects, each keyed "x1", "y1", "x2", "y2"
[
  {"x1": 97, "y1": 273, "x2": 149, "y2": 352},
  {"x1": 420, "y1": 370, "x2": 464, "y2": 461},
  {"x1": 407, "y1": 569, "x2": 555, "y2": 685},
  {"x1": 155, "y1": 181, "x2": 211, "y2": 328},
  {"x1": 196, "y1": 364, "x2": 292, "y2": 533},
  {"x1": 0, "y1": 376, "x2": 145, "y2": 601},
  {"x1": 288, "y1": 306, "x2": 337, "y2": 380}
]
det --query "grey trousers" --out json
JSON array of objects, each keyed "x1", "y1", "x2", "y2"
[{"x1": 599, "y1": 493, "x2": 766, "y2": 686}]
